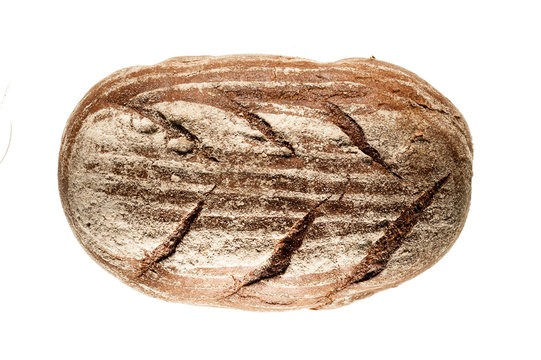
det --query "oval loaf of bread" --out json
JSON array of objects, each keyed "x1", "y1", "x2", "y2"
[{"x1": 58, "y1": 55, "x2": 473, "y2": 310}]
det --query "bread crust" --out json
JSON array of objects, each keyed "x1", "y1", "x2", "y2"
[{"x1": 58, "y1": 55, "x2": 472, "y2": 310}]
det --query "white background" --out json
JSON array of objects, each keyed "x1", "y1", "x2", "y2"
[{"x1": 0, "y1": 1, "x2": 539, "y2": 359}]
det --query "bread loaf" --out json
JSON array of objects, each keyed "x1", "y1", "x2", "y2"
[{"x1": 58, "y1": 55, "x2": 473, "y2": 310}]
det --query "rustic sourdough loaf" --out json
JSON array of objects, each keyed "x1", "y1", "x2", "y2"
[{"x1": 58, "y1": 55, "x2": 473, "y2": 310}]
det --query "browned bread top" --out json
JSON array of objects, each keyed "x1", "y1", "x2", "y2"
[{"x1": 58, "y1": 55, "x2": 472, "y2": 310}]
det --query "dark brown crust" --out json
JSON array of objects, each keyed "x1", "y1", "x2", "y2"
[{"x1": 58, "y1": 55, "x2": 473, "y2": 311}]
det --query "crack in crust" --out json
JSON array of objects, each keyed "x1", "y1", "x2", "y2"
[
  {"x1": 125, "y1": 105, "x2": 190, "y2": 139},
  {"x1": 138, "y1": 185, "x2": 216, "y2": 277},
  {"x1": 312, "y1": 174, "x2": 450, "y2": 309},
  {"x1": 123, "y1": 104, "x2": 219, "y2": 162},
  {"x1": 152, "y1": 109, "x2": 200, "y2": 143},
  {"x1": 323, "y1": 102, "x2": 402, "y2": 179},
  {"x1": 224, "y1": 196, "x2": 331, "y2": 298},
  {"x1": 208, "y1": 89, "x2": 296, "y2": 156}
]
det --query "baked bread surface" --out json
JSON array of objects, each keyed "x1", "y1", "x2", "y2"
[{"x1": 59, "y1": 55, "x2": 473, "y2": 310}]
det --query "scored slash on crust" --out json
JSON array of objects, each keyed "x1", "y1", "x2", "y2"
[
  {"x1": 137, "y1": 185, "x2": 217, "y2": 277},
  {"x1": 323, "y1": 101, "x2": 403, "y2": 180},
  {"x1": 222, "y1": 195, "x2": 332, "y2": 299},
  {"x1": 311, "y1": 173, "x2": 451, "y2": 309},
  {"x1": 121, "y1": 104, "x2": 219, "y2": 162},
  {"x1": 207, "y1": 88, "x2": 296, "y2": 156}
]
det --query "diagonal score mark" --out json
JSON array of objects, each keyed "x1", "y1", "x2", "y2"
[
  {"x1": 125, "y1": 104, "x2": 200, "y2": 142},
  {"x1": 224, "y1": 195, "x2": 331, "y2": 298},
  {"x1": 323, "y1": 102, "x2": 402, "y2": 179},
  {"x1": 138, "y1": 185, "x2": 217, "y2": 277},
  {"x1": 208, "y1": 88, "x2": 296, "y2": 156},
  {"x1": 121, "y1": 104, "x2": 218, "y2": 162},
  {"x1": 152, "y1": 108, "x2": 201, "y2": 143},
  {"x1": 312, "y1": 173, "x2": 450, "y2": 309}
]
